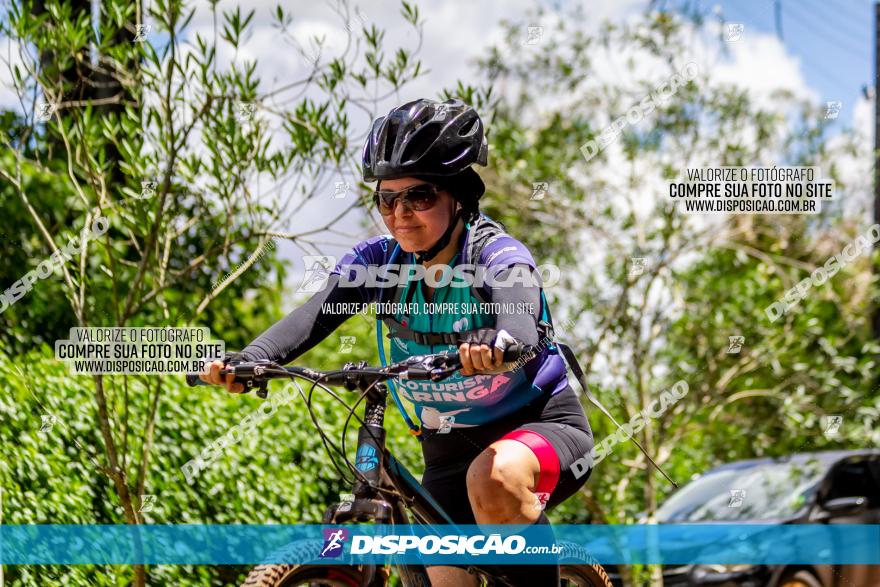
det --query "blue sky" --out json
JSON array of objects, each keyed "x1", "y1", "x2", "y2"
[
  {"x1": 713, "y1": 0, "x2": 874, "y2": 126},
  {"x1": 1, "y1": 0, "x2": 872, "y2": 294},
  {"x1": 1, "y1": 0, "x2": 872, "y2": 125}
]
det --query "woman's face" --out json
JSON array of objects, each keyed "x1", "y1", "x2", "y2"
[{"x1": 378, "y1": 177, "x2": 459, "y2": 252}]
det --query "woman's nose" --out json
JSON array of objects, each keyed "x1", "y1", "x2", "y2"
[{"x1": 392, "y1": 198, "x2": 413, "y2": 218}]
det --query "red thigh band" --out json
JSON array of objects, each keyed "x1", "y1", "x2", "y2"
[{"x1": 499, "y1": 429, "x2": 561, "y2": 500}]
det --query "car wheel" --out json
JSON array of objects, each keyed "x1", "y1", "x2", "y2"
[{"x1": 779, "y1": 569, "x2": 823, "y2": 587}]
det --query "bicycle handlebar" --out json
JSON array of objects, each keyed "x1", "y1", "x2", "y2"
[{"x1": 184, "y1": 343, "x2": 529, "y2": 395}]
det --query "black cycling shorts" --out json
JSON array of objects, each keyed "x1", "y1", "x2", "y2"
[{"x1": 419, "y1": 383, "x2": 594, "y2": 525}]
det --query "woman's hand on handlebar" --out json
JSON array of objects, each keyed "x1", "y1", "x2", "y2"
[
  {"x1": 457, "y1": 328, "x2": 516, "y2": 377},
  {"x1": 198, "y1": 359, "x2": 245, "y2": 393},
  {"x1": 458, "y1": 342, "x2": 507, "y2": 376}
]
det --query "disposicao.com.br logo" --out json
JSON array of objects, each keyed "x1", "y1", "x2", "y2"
[
  {"x1": 297, "y1": 255, "x2": 561, "y2": 293},
  {"x1": 319, "y1": 528, "x2": 349, "y2": 558},
  {"x1": 348, "y1": 533, "x2": 560, "y2": 556}
]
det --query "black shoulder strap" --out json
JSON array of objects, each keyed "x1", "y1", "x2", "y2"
[
  {"x1": 375, "y1": 238, "x2": 405, "y2": 319},
  {"x1": 464, "y1": 213, "x2": 513, "y2": 304},
  {"x1": 463, "y1": 213, "x2": 507, "y2": 267},
  {"x1": 465, "y1": 214, "x2": 555, "y2": 341}
]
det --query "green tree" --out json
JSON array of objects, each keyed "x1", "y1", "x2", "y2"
[
  {"x1": 476, "y1": 5, "x2": 878, "y2": 585},
  {"x1": 1, "y1": 0, "x2": 425, "y2": 584}
]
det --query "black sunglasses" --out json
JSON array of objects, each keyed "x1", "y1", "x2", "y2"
[{"x1": 372, "y1": 184, "x2": 441, "y2": 215}]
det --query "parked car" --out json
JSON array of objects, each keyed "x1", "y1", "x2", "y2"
[{"x1": 603, "y1": 450, "x2": 880, "y2": 586}]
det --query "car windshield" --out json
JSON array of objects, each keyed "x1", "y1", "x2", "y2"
[{"x1": 655, "y1": 458, "x2": 828, "y2": 522}]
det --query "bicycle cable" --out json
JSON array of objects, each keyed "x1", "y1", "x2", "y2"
[
  {"x1": 289, "y1": 369, "x2": 409, "y2": 501},
  {"x1": 303, "y1": 376, "x2": 359, "y2": 485},
  {"x1": 338, "y1": 377, "x2": 410, "y2": 502},
  {"x1": 243, "y1": 365, "x2": 435, "y2": 503},
  {"x1": 259, "y1": 366, "x2": 365, "y2": 486}
]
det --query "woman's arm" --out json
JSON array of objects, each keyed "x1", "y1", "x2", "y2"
[
  {"x1": 236, "y1": 236, "x2": 392, "y2": 364},
  {"x1": 458, "y1": 264, "x2": 543, "y2": 376},
  {"x1": 490, "y1": 264, "x2": 542, "y2": 346},
  {"x1": 237, "y1": 273, "x2": 364, "y2": 364}
]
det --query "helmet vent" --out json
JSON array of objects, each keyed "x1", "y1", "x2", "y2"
[
  {"x1": 458, "y1": 117, "x2": 479, "y2": 137},
  {"x1": 382, "y1": 119, "x2": 399, "y2": 162},
  {"x1": 401, "y1": 124, "x2": 441, "y2": 164}
]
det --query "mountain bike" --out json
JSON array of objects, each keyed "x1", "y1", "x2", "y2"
[{"x1": 186, "y1": 348, "x2": 612, "y2": 587}]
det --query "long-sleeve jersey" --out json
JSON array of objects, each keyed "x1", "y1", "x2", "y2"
[{"x1": 239, "y1": 229, "x2": 569, "y2": 428}]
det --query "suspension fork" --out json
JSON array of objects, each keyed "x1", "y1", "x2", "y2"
[
  {"x1": 322, "y1": 382, "x2": 395, "y2": 525},
  {"x1": 321, "y1": 381, "x2": 431, "y2": 586},
  {"x1": 353, "y1": 381, "x2": 388, "y2": 490}
]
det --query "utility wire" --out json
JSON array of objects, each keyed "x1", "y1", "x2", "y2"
[
  {"x1": 800, "y1": 0, "x2": 871, "y2": 44},
  {"x1": 783, "y1": 2, "x2": 868, "y2": 60}
]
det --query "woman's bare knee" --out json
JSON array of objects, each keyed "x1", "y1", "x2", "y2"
[{"x1": 466, "y1": 440, "x2": 541, "y2": 525}]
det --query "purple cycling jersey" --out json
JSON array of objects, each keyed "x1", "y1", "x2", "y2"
[{"x1": 331, "y1": 231, "x2": 569, "y2": 428}]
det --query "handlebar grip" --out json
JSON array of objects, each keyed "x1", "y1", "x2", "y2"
[
  {"x1": 494, "y1": 330, "x2": 530, "y2": 363},
  {"x1": 186, "y1": 372, "x2": 210, "y2": 387},
  {"x1": 502, "y1": 343, "x2": 526, "y2": 362},
  {"x1": 185, "y1": 366, "x2": 230, "y2": 387}
]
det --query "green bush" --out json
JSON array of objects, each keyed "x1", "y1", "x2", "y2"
[{"x1": 0, "y1": 314, "x2": 428, "y2": 585}]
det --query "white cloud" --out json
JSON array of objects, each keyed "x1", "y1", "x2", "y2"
[
  {"x1": 7, "y1": 1, "x2": 857, "y2": 314},
  {"x1": 0, "y1": 36, "x2": 30, "y2": 110},
  {"x1": 821, "y1": 93, "x2": 873, "y2": 220},
  {"x1": 703, "y1": 21, "x2": 818, "y2": 106}
]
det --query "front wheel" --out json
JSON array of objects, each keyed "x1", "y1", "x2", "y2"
[
  {"x1": 242, "y1": 564, "x2": 368, "y2": 587},
  {"x1": 241, "y1": 538, "x2": 373, "y2": 586},
  {"x1": 560, "y1": 563, "x2": 614, "y2": 586},
  {"x1": 557, "y1": 540, "x2": 614, "y2": 587},
  {"x1": 778, "y1": 570, "x2": 823, "y2": 587},
  {"x1": 243, "y1": 562, "x2": 611, "y2": 587}
]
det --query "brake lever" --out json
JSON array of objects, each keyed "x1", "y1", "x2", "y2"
[
  {"x1": 225, "y1": 359, "x2": 282, "y2": 398},
  {"x1": 404, "y1": 353, "x2": 462, "y2": 381},
  {"x1": 426, "y1": 365, "x2": 459, "y2": 381}
]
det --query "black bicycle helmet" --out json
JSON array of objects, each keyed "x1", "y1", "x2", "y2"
[
  {"x1": 362, "y1": 98, "x2": 488, "y2": 182},
  {"x1": 362, "y1": 99, "x2": 490, "y2": 263}
]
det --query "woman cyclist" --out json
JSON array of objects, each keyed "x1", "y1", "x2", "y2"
[{"x1": 200, "y1": 98, "x2": 594, "y2": 586}]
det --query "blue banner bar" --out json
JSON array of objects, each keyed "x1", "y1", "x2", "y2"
[{"x1": 1, "y1": 524, "x2": 878, "y2": 565}]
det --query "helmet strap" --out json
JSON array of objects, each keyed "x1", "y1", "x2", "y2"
[{"x1": 413, "y1": 202, "x2": 462, "y2": 264}]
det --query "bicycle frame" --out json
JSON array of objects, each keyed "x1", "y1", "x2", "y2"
[{"x1": 319, "y1": 380, "x2": 522, "y2": 587}]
